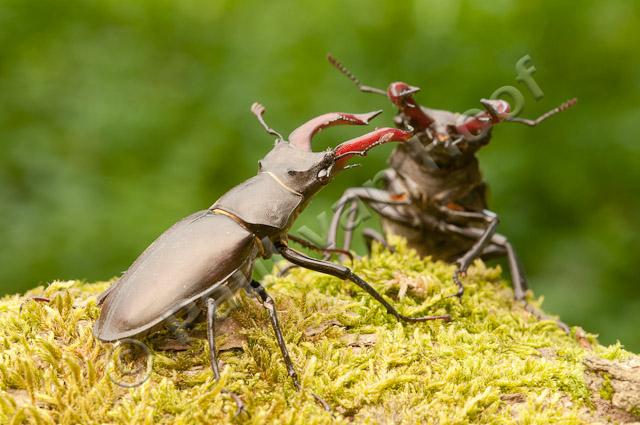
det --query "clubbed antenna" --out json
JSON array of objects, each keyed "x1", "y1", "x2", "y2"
[
  {"x1": 251, "y1": 102, "x2": 284, "y2": 140},
  {"x1": 506, "y1": 98, "x2": 578, "y2": 127},
  {"x1": 327, "y1": 53, "x2": 387, "y2": 96}
]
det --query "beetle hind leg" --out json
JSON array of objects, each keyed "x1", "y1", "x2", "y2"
[
  {"x1": 249, "y1": 280, "x2": 331, "y2": 412},
  {"x1": 205, "y1": 298, "x2": 246, "y2": 417}
]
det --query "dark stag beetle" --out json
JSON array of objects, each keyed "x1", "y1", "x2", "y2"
[
  {"x1": 325, "y1": 54, "x2": 577, "y2": 306},
  {"x1": 93, "y1": 102, "x2": 451, "y2": 413}
]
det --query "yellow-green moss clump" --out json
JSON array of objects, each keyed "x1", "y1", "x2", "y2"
[{"x1": 1, "y1": 239, "x2": 638, "y2": 424}]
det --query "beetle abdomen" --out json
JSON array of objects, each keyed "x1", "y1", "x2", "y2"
[{"x1": 93, "y1": 210, "x2": 256, "y2": 342}]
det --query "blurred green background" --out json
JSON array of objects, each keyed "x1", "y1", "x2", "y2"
[{"x1": 1, "y1": 0, "x2": 638, "y2": 350}]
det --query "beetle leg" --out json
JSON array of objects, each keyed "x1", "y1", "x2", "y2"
[
  {"x1": 248, "y1": 280, "x2": 331, "y2": 411},
  {"x1": 340, "y1": 200, "x2": 359, "y2": 256},
  {"x1": 362, "y1": 228, "x2": 393, "y2": 254},
  {"x1": 435, "y1": 208, "x2": 500, "y2": 299},
  {"x1": 19, "y1": 296, "x2": 51, "y2": 313},
  {"x1": 205, "y1": 298, "x2": 245, "y2": 417},
  {"x1": 206, "y1": 299, "x2": 222, "y2": 380},
  {"x1": 434, "y1": 217, "x2": 528, "y2": 302},
  {"x1": 278, "y1": 234, "x2": 355, "y2": 277},
  {"x1": 277, "y1": 263, "x2": 299, "y2": 277},
  {"x1": 275, "y1": 243, "x2": 450, "y2": 323},
  {"x1": 287, "y1": 234, "x2": 354, "y2": 261},
  {"x1": 248, "y1": 280, "x2": 300, "y2": 390},
  {"x1": 327, "y1": 187, "x2": 412, "y2": 257},
  {"x1": 479, "y1": 235, "x2": 528, "y2": 301},
  {"x1": 434, "y1": 225, "x2": 570, "y2": 333},
  {"x1": 341, "y1": 201, "x2": 394, "y2": 255}
]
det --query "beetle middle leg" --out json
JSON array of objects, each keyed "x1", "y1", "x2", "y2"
[
  {"x1": 277, "y1": 234, "x2": 354, "y2": 277},
  {"x1": 205, "y1": 298, "x2": 245, "y2": 416},
  {"x1": 248, "y1": 280, "x2": 330, "y2": 411}
]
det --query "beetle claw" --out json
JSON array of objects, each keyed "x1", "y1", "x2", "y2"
[{"x1": 446, "y1": 269, "x2": 465, "y2": 300}]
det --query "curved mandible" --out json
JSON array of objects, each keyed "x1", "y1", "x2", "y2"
[{"x1": 288, "y1": 110, "x2": 382, "y2": 151}]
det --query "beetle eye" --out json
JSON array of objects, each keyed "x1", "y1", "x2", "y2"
[
  {"x1": 287, "y1": 170, "x2": 297, "y2": 176},
  {"x1": 317, "y1": 168, "x2": 329, "y2": 184}
]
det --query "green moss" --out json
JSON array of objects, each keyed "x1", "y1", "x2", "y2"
[
  {"x1": 599, "y1": 373, "x2": 614, "y2": 401},
  {"x1": 0, "y1": 238, "x2": 636, "y2": 424}
]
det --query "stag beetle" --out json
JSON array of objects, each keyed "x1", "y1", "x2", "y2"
[
  {"x1": 325, "y1": 54, "x2": 576, "y2": 306},
  {"x1": 93, "y1": 103, "x2": 450, "y2": 412}
]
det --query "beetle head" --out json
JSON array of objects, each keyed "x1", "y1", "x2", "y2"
[
  {"x1": 387, "y1": 82, "x2": 421, "y2": 107},
  {"x1": 253, "y1": 104, "x2": 410, "y2": 198}
]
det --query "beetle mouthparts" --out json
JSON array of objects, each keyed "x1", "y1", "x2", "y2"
[
  {"x1": 356, "y1": 109, "x2": 383, "y2": 124},
  {"x1": 334, "y1": 127, "x2": 412, "y2": 163},
  {"x1": 288, "y1": 110, "x2": 384, "y2": 151}
]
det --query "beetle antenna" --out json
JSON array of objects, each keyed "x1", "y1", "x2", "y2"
[
  {"x1": 327, "y1": 54, "x2": 387, "y2": 96},
  {"x1": 251, "y1": 102, "x2": 284, "y2": 140},
  {"x1": 506, "y1": 98, "x2": 577, "y2": 127}
]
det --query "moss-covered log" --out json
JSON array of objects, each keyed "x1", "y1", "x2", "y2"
[{"x1": 1, "y1": 240, "x2": 638, "y2": 424}]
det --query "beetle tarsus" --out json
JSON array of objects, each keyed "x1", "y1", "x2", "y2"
[
  {"x1": 449, "y1": 269, "x2": 465, "y2": 299},
  {"x1": 19, "y1": 296, "x2": 51, "y2": 313},
  {"x1": 312, "y1": 392, "x2": 332, "y2": 412},
  {"x1": 224, "y1": 390, "x2": 247, "y2": 418},
  {"x1": 523, "y1": 302, "x2": 571, "y2": 335}
]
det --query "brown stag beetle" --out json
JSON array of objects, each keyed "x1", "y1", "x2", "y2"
[
  {"x1": 93, "y1": 102, "x2": 451, "y2": 413},
  {"x1": 325, "y1": 54, "x2": 576, "y2": 315}
]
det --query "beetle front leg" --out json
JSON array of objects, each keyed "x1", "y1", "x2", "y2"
[
  {"x1": 248, "y1": 280, "x2": 331, "y2": 411},
  {"x1": 276, "y1": 242, "x2": 450, "y2": 323},
  {"x1": 205, "y1": 298, "x2": 245, "y2": 416},
  {"x1": 436, "y1": 207, "x2": 500, "y2": 299}
]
